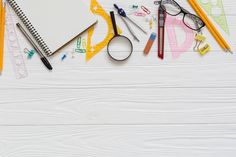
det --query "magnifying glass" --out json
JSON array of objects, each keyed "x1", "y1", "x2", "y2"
[{"x1": 107, "y1": 11, "x2": 133, "y2": 61}]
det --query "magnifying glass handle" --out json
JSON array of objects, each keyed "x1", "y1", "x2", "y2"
[
  {"x1": 121, "y1": 17, "x2": 140, "y2": 42},
  {"x1": 110, "y1": 11, "x2": 119, "y2": 36}
]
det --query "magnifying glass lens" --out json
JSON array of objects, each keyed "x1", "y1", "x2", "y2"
[{"x1": 108, "y1": 36, "x2": 133, "y2": 61}]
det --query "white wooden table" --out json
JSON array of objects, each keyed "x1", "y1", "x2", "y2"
[{"x1": 1, "y1": 0, "x2": 236, "y2": 156}]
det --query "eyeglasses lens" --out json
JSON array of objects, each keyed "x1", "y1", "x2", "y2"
[
  {"x1": 161, "y1": 0, "x2": 204, "y2": 31},
  {"x1": 161, "y1": 0, "x2": 181, "y2": 16},
  {"x1": 184, "y1": 14, "x2": 205, "y2": 30}
]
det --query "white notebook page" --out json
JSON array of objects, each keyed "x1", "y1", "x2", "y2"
[{"x1": 15, "y1": 0, "x2": 97, "y2": 54}]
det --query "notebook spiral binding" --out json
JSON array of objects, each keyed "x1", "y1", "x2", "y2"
[{"x1": 7, "y1": 0, "x2": 52, "y2": 56}]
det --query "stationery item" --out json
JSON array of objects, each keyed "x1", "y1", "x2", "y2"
[
  {"x1": 130, "y1": 5, "x2": 139, "y2": 9},
  {"x1": 114, "y1": 4, "x2": 147, "y2": 39},
  {"x1": 5, "y1": 4, "x2": 28, "y2": 79},
  {"x1": 149, "y1": 19, "x2": 153, "y2": 30},
  {"x1": 128, "y1": 5, "x2": 139, "y2": 15},
  {"x1": 134, "y1": 12, "x2": 146, "y2": 17},
  {"x1": 107, "y1": 11, "x2": 133, "y2": 61},
  {"x1": 114, "y1": 4, "x2": 139, "y2": 42},
  {"x1": 0, "y1": 0, "x2": 5, "y2": 73},
  {"x1": 141, "y1": 6, "x2": 151, "y2": 15},
  {"x1": 195, "y1": 34, "x2": 206, "y2": 42},
  {"x1": 146, "y1": 16, "x2": 153, "y2": 30},
  {"x1": 75, "y1": 37, "x2": 86, "y2": 54},
  {"x1": 188, "y1": 0, "x2": 232, "y2": 52},
  {"x1": 16, "y1": 23, "x2": 53, "y2": 70},
  {"x1": 160, "y1": 0, "x2": 205, "y2": 31},
  {"x1": 158, "y1": 5, "x2": 167, "y2": 60},
  {"x1": 7, "y1": 0, "x2": 97, "y2": 57},
  {"x1": 197, "y1": 0, "x2": 229, "y2": 35},
  {"x1": 61, "y1": 54, "x2": 67, "y2": 61},
  {"x1": 166, "y1": 16, "x2": 195, "y2": 59},
  {"x1": 198, "y1": 44, "x2": 211, "y2": 55},
  {"x1": 144, "y1": 33, "x2": 156, "y2": 55},
  {"x1": 86, "y1": 0, "x2": 122, "y2": 62},
  {"x1": 24, "y1": 48, "x2": 35, "y2": 59},
  {"x1": 194, "y1": 33, "x2": 211, "y2": 55}
]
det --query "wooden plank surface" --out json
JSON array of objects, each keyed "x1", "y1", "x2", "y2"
[
  {"x1": 0, "y1": 0, "x2": 236, "y2": 156},
  {"x1": 0, "y1": 125, "x2": 236, "y2": 157}
]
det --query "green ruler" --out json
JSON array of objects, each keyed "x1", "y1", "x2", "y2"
[{"x1": 197, "y1": 0, "x2": 230, "y2": 35}]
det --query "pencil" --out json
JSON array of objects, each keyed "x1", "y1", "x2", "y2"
[
  {"x1": 0, "y1": 0, "x2": 5, "y2": 73},
  {"x1": 188, "y1": 0, "x2": 232, "y2": 52}
]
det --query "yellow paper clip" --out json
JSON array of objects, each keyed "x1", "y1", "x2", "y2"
[
  {"x1": 82, "y1": 39, "x2": 87, "y2": 50},
  {"x1": 149, "y1": 19, "x2": 153, "y2": 30}
]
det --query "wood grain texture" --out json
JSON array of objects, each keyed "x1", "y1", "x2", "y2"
[
  {"x1": 0, "y1": 125, "x2": 236, "y2": 157},
  {"x1": 0, "y1": 0, "x2": 236, "y2": 156},
  {"x1": 0, "y1": 88, "x2": 236, "y2": 125}
]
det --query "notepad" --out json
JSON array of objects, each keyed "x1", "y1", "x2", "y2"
[{"x1": 7, "y1": 0, "x2": 97, "y2": 56}]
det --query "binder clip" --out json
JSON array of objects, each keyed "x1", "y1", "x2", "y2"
[
  {"x1": 194, "y1": 33, "x2": 211, "y2": 56},
  {"x1": 198, "y1": 44, "x2": 211, "y2": 55}
]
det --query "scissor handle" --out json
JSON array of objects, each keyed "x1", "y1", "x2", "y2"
[{"x1": 110, "y1": 11, "x2": 119, "y2": 36}]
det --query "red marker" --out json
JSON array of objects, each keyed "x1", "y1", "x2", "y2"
[{"x1": 158, "y1": 5, "x2": 167, "y2": 59}]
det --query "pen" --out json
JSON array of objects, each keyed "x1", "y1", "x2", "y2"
[{"x1": 16, "y1": 23, "x2": 53, "y2": 70}]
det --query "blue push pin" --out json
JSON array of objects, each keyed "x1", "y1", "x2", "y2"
[{"x1": 24, "y1": 48, "x2": 35, "y2": 59}]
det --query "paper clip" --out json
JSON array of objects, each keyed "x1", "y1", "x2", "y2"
[
  {"x1": 82, "y1": 39, "x2": 87, "y2": 51},
  {"x1": 149, "y1": 19, "x2": 153, "y2": 29},
  {"x1": 75, "y1": 37, "x2": 86, "y2": 53},
  {"x1": 76, "y1": 37, "x2": 82, "y2": 49},
  {"x1": 141, "y1": 6, "x2": 151, "y2": 15},
  {"x1": 134, "y1": 12, "x2": 146, "y2": 17},
  {"x1": 75, "y1": 49, "x2": 86, "y2": 53}
]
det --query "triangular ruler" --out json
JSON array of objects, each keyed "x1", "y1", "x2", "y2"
[
  {"x1": 197, "y1": 0, "x2": 230, "y2": 35},
  {"x1": 86, "y1": 0, "x2": 121, "y2": 62}
]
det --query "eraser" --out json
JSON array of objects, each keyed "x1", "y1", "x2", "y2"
[{"x1": 144, "y1": 33, "x2": 157, "y2": 55}]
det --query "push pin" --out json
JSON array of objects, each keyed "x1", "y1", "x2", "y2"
[
  {"x1": 24, "y1": 48, "x2": 35, "y2": 59},
  {"x1": 61, "y1": 53, "x2": 67, "y2": 61}
]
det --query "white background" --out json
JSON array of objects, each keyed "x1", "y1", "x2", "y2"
[{"x1": 1, "y1": 0, "x2": 236, "y2": 156}]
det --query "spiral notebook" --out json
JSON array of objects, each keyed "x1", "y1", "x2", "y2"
[{"x1": 7, "y1": 0, "x2": 97, "y2": 56}]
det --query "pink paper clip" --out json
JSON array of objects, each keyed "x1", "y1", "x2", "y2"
[
  {"x1": 141, "y1": 6, "x2": 151, "y2": 15},
  {"x1": 134, "y1": 11, "x2": 146, "y2": 17}
]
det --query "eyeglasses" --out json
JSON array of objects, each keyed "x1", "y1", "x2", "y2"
[{"x1": 160, "y1": 0, "x2": 205, "y2": 31}]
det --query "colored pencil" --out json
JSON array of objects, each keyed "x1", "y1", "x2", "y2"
[{"x1": 0, "y1": 0, "x2": 5, "y2": 73}]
